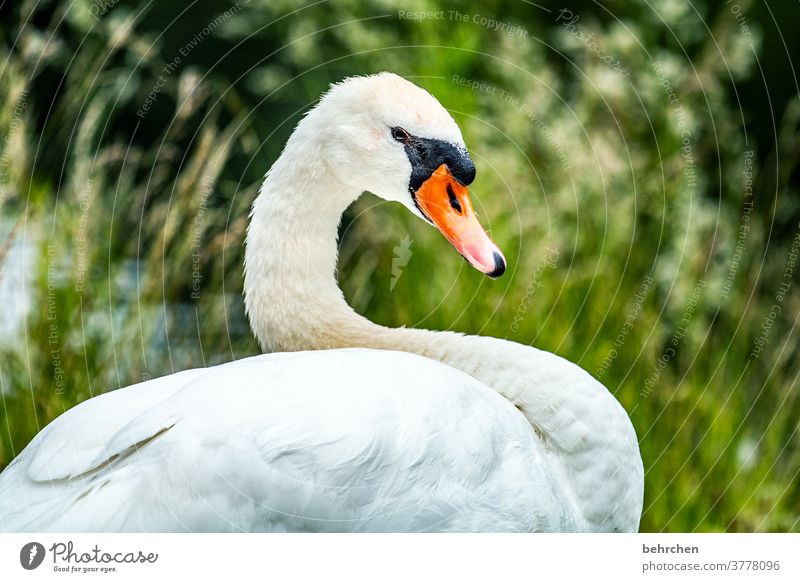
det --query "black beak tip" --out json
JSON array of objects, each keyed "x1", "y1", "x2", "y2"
[{"x1": 487, "y1": 251, "x2": 506, "y2": 279}]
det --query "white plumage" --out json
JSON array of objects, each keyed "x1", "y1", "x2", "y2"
[
  {"x1": 1, "y1": 350, "x2": 579, "y2": 532},
  {"x1": 0, "y1": 73, "x2": 643, "y2": 532}
]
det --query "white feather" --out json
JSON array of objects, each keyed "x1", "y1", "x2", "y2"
[{"x1": 1, "y1": 350, "x2": 575, "y2": 532}]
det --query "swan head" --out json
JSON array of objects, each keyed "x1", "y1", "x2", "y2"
[{"x1": 315, "y1": 72, "x2": 506, "y2": 278}]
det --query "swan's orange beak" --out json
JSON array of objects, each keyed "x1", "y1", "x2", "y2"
[{"x1": 414, "y1": 165, "x2": 506, "y2": 278}]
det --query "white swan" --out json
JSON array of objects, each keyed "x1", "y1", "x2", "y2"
[{"x1": 0, "y1": 73, "x2": 643, "y2": 532}]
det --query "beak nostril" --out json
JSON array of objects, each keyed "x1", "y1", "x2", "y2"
[{"x1": 446, "y1": 184, "x2": 463, "y2": 214}]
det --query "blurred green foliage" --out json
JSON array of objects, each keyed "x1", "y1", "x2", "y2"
[{"x1": 1, "y1": 0, "x2": 798, "y2": 531}]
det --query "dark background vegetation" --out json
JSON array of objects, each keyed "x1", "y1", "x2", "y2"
[{"x1": 1, "y1": 0, "x2": 798, "y2": 531}]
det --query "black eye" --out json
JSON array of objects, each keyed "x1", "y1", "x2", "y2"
[{"x1": 391, "y1": 126, "x2": 410, "y2": 143}]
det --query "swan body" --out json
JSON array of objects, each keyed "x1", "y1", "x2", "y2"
[
  {"x1": 0, "y1": 73, "x2": 643, "y2": 532},
  {"x1": 1, "y1": 350, "x2": 579, "y2": 532}
]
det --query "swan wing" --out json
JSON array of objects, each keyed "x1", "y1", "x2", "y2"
[
  {"x1": 0, "y1": 349, "x2": 573, "y2": 532},
  {"x1": 22, "y1": 369, "x2": 207, "y2": 482}
]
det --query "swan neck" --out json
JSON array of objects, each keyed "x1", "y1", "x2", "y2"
[{"x1": 244, "y1": 124, "x2": 370, "y2": 352}]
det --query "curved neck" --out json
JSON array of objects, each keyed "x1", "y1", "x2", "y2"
[
  {"x1": 244, "y1": 129, "x2": 643, "y2": 532},
  {"x1": 244, "y1": 141, "x2": 361, "y2": 352}
]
